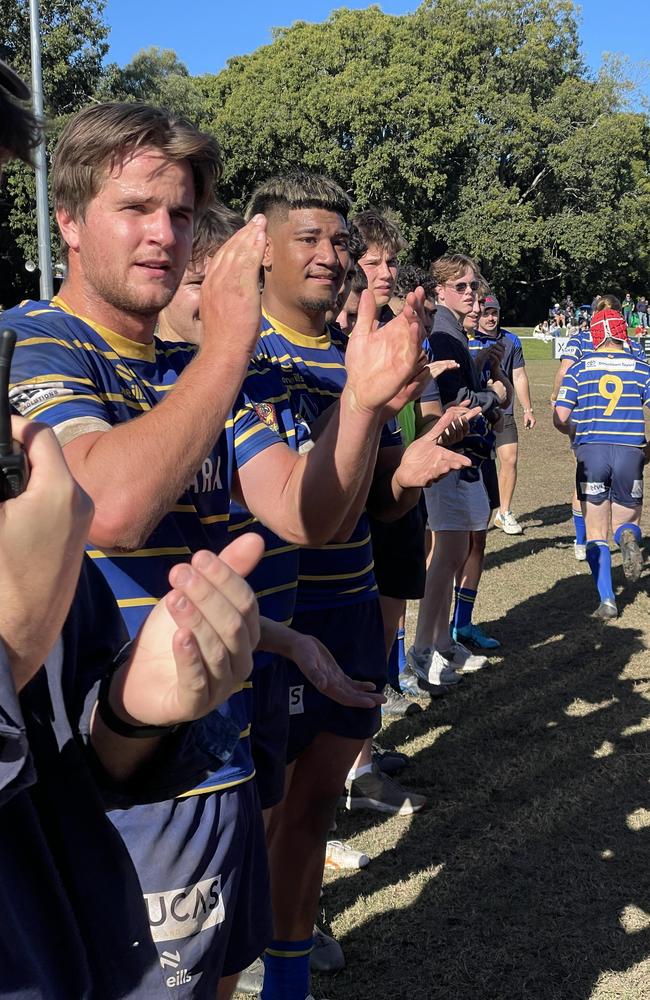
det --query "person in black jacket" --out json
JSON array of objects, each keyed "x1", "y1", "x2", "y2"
[{"x1": 407, "y1": 254, "x2": 508, "y2": 688}]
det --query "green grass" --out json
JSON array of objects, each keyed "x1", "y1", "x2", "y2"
[{"x1": 508, "y1": 327, "x2": 556, "y2": 361}]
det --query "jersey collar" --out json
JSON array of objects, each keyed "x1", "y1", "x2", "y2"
[
  {"x1": 51, "y1": 295, "x2": 156, "y2": 362},
  {"x1": 262, "y1": 309, "x2": 331, "y2": 350}
]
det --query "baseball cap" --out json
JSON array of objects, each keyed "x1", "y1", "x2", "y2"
[
  {"x1": 590, "y1": 308, "x2": 628, "y2": 349},
  {"x1": 482, "y1": 294, "x2": 500, "y2": 311},
  {"x1": 0, "y1": 59, "x2": 30, "y2": 101}
]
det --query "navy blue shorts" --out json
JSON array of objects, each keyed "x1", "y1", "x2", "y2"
[
  {"x1": 575, "y1": 443, "x2": 644, "y2": 507},
  {"x1": 108, "y1": 779, "x2": 271, "y2": 993},
  {"x1": 286, "y1": 599, "x2": 386, "y2": 762},
  {"x1": 251, "y1": 656, "x2": 290, "y2": 810}
]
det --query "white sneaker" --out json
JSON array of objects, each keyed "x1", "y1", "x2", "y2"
[
  {"x1": 495, "y1": 510, "x2": 523, "y2": 535},
  {"x1": 439, "y1": 641, "x2": 488, "y2": 673},
  {"x1": 325, "y1": 839, "x2": 370, "y2": 870},
  {"x1": 574, "y1": 541, "x2": 587, "y2": 561},
  {"x1": 417, "y1": 648, "x2": 461, "y2": 686}
]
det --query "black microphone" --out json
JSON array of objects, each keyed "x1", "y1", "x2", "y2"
[{"x1": 0, "y1": 328, "x2": 29, "y2": 499}]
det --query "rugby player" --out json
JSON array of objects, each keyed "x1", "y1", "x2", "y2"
[
  {"x1": 554, "y1": 309, "x2": 648, "y2": 618},
  {"x1": 552, "y1": 294, "x2": 645, "y2": 561},
  {"x1": 6, "y1": 104, "x2": 438, "y2": 998},
  {"x1": 0, "y1": 68, "x2": 269, "y2": 998},
  {"x1": 245, "y1": 173, "x2": 476, "y2": 1000},
  {"x1": 469, "y1": 294, "x2": 535, "y2": 536}
]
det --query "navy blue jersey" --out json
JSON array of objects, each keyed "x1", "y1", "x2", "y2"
[
  {"x1": 561, "y1": 327, "x2": 645, "y2": 364},
  {"x1": 254, "y1": 312, "x2": 400, "y2": 612},
  {"x1": 556, "y1": 350, "x2": 650, "y2": 446}
]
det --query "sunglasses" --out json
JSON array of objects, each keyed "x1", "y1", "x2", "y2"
[{"x1": 446, "y1": 280, "x2": 480, "y2": 293}]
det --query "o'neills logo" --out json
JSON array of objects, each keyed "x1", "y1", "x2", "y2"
[{"x1": 144, "y1": 876, "x2": 225, "y2": 942}]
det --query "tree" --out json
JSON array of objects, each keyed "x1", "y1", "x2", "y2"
[
  {"x1": 0, "y1": 0, "x2": 108, "y2": 302},
  {"x1": 99, "y1": 47, "x2": 206, "y2": 122},
  {"x1": 197, "y1": 0, "x2": 650, "y2": 319}
]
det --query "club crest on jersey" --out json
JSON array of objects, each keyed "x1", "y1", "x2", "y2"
[{"x1": 254, "y1": 401, "x2": 279, "y2": 432}]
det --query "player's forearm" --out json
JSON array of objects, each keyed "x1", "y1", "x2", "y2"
[
  {"x1": 282, "y1": 388, "x2": 383, "y2": 545},
  {"x1": 70, "y1": 347, "x2": 249, "y2": 550},
  {"x1": 514, "y1": 370, "x2": 532, "y2": 411},
  {"x1": 257, "y1": 617, "x2": 303, "y2": 660},
  {"x1": 366, "y1": 465, "x2": 420, "y2": 522}
]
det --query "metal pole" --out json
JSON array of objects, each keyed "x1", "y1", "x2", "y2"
[{"x1": 28, "y1": 0, "x2": 53, "y2": 299}]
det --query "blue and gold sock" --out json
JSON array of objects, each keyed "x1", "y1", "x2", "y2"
[
  {"x1": 261, "y1": 937, "x2": 313, "y2": 1000},
  {"x1": 586, "y1": 540, "x2": 615, "y2": 603},
  {"x1": 573, "y1": 507, "x2": 586, "y2": 546},
  {"x1": 452, "y1": 586, "x2": 477, "y2": 632}
]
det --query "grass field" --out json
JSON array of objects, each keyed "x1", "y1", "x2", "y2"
[{"x1": 312, "y1": 360, "x2": 650, "y2": 1000}]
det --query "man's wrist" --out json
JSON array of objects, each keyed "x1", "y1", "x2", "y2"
[
  {"x1": 97, "y1": 671, "x2": 178, "y2": 739},
  {"x1": 340, "y1": 384, "x2": 382, "y2": 426}
]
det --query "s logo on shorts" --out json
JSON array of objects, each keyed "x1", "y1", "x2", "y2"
[{"x1": 289, "y1": 685, "x2": 305, "y2": 715}]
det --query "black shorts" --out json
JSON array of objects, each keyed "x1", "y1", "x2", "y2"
[
  {"x1": 286, "y1": 599, "x2": 386, "y2": 761},
  {"x1": 495, "y1": 413, "x2": 519, "y2": 447},
  {"x1": 250, "y1": 657, "x2": 290, "y2": 810},
  {"x1": 368, "y1": 496, "x2": 427, "y2": 600},
  {"x1": 575, "y1": 443, "x2": 644, "y2": 507},
  {"x1": 481, "y1": 458, "x2": 500, "y2": 511}
]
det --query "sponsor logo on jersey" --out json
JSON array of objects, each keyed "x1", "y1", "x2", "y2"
[
  {"x1": 289, "y1": 684, "x2": 305, "y2": 715},
  {"x1": 189, "y1": 456, "x2": 223, "y2": 493},
  {"x1": 144, "y1": 875, "x2": 225, "y2": 942},
  {"x1": 253, "y1": 401, "x2": 279, "y2": 432},
  {"x1": 584, "y1": 356, "x2": 636, "y2": 372},
  {"x1": 557, "y1": 387, "x2": 569, "y2": 401},
  {"x1": 9, "y1": 382, "x2": 71, "y2": 415},
  {"x1": 159, "y1": 952, "x2": 193, "y2": 988}
]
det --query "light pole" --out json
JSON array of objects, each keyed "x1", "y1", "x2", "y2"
[{"x1": 28, "y1": 0, "x2": 53, "y2": 299}]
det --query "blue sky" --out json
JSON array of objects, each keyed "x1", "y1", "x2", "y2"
[{"x1": 103, "y1": 0, "x2": 649, "y2": 101}]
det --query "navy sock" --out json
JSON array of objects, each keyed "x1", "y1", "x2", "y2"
[
  {"x1": 387, "y1": 636, "x2": 400, "y2": 687},
  {"x1": 586, "y1": 540, "x2": 615, "y2": 603},
  {"x1": 573, "y1": 507, "x2": 586, "y2": 546},
  {"x1": 261, "y1": 938, "x2": 313, "y2": 1000},
  {"x1": 397, "y1": 626, "x2": 406, "y2": 671},
  {"x1": 452, "y1": 586, "x2": 477, "y2": 631},
  {"x1": 614, "y1": 522, "x2": 642, "y2": 547}
]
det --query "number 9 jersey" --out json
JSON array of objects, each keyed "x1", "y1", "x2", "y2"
[{"x1": 556, "y1": 351, "x2": 650, "y2": 447}]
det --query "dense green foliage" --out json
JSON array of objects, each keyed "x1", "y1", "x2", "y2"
[{"x1": 2, "y1": 0, "x2": 649, "y2": 319}]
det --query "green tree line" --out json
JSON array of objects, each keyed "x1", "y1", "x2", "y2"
[{"x1": 2, "y1": 0, "x2": 649, "y2": 321}]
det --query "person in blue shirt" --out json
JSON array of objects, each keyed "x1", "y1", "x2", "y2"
[
  {"x1": 552, "y1": 294, "x2": 645, "y2": 562},
  {"x1": 554, "y1": 309, "x2": 649, "y2": 618}
]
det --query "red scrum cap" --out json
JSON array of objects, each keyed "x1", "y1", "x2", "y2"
[{"x1": 590, "y1": 309, "x2": 628, "y2": 350}]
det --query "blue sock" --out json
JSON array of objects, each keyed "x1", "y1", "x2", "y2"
[
  {"x1": 452, "y1": 586, "x2": 477, "y2": 631},
  {"x1": 387, "y1": 635, "x2": 400, "y2": 687},
  {"x1": 586, "y1": 540, "x2": 615, "y2": 603},
  {"x1": 397, "y1": 627, "x2": 406, "y2": 671},
  {"x1": 573, "y1": 507, "x2": 586, "y2": 546},
  {"x1": 261, "y1": 938, "x2": 313, "y2": 1000},
  {"x1": 614, "y1": 522, "x2": 642, "y2": 547}
]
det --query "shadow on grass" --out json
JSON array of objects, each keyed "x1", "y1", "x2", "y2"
[{"x1": 319, "y1": 572, "x2": 650, "y2": 1000}]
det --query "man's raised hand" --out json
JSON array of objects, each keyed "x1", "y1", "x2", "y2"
[{"x1": 109, "y1": 534, "x2": 265, "y2": 728}]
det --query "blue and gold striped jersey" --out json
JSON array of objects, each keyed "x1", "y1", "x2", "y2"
[
  {"x1": 556, "y1": 350, "x2": 650, "y2": 446},
  {"x1": 254, "y1": 312, "x2": 401, "y2": 612},
  {"x1": 6, "y1": 297, "x2": 288, "y2": 795},
  {"x1": 561, "y1": 328, "x2": 645, "y2": 364},
  {"x1": 230, "y1": 358, "x2": 301, "y2": 661}
]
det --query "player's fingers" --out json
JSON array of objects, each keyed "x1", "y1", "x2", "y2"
[
  {"x1": 217, "y1": 533, "x2": 265, "y2": 579},
  {"x1": 189, "y1": 546, "x2": 261, "y2": 645},
  {"x1": 170, "y1": 627, "x2": 214, "y2": 709},
  {"x1": 168, "y1": 561, "x2": 259, "y2": 658},
  {"x1": 351, "y1": 289, "x2": 377, "y2": 336}
]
